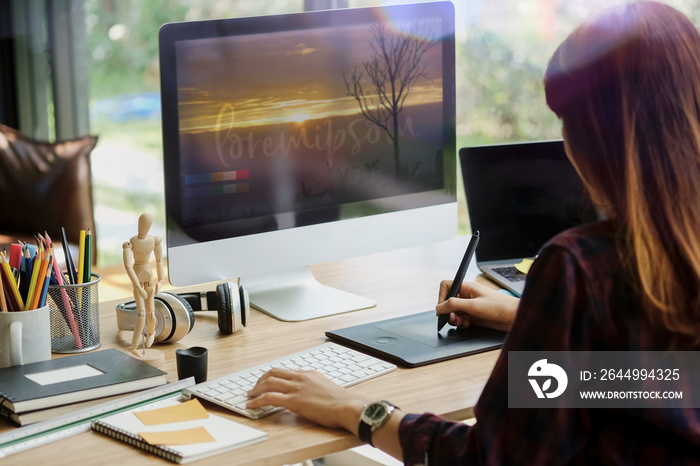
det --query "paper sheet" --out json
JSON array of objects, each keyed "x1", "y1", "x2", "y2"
[
  {"x1": 135, "y1": 398, "x2": 209, "y2": 425},
  {"x1": 139, "y1": 426, "x2": 215, "y2": 446},
  {"x1": 514, "y1": 258, "x2": 534, "y2": 275}
]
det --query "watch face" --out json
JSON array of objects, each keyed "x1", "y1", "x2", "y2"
[{"x1": 364, "y1": 402, "x2": 388, "y2": 422}]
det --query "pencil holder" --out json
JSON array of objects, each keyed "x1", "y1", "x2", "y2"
[{"x1": 47, "y1": 273, "x2": 102, "y2": 353}]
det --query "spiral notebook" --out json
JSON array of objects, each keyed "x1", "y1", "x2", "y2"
[{"x1": 91, "y1": 396, "x2": 267, "y2": 464}]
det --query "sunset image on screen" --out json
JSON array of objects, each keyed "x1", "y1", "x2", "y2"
[{"x1": 175, "y1": 16, "x2": 447, "y2": 231}]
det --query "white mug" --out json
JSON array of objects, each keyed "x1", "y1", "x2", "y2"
[{"x1": 0, "y1": 305, "x2": 52, "y2": 368}]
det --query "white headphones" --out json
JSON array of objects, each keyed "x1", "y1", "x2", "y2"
[{"x1": 115, "y1": 282, "x2": 250, "y2": 343}]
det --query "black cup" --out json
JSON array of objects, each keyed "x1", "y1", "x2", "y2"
[{"x1": 176, "y1": 346, "x2": 208, "y2": 384}]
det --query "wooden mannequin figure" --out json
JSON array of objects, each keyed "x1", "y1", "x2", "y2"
[{"x1": 123, "y1": 213, "x2": 165, "y2": 367}]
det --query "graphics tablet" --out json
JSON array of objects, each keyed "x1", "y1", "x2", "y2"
[{"x1": 325, "y1": 311, "x2": 506, "y2": 367}]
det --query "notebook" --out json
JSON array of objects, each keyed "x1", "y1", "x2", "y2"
[
  {"x1": 0, "y1": 349, "x2": 167, "y2": 413},
  {"x1": 459, "y1": 140, "x2": 597, "y2": 296},
  {"x1": 326, "y1": 310, "x2": 506, "y2": 367},
  {"x1": 92, "y1": 396, "x2": 267, "y2": 464},
  {"x1": 0, "y1": 392, "x2": 126, "y2": 426}
]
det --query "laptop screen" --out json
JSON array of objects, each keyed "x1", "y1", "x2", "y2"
[{"x1": 460, "y1": 140, "x2": 597, "y2": 263}]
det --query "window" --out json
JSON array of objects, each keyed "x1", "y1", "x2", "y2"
[{"x1": 85, "y1": 0, "x2": 700, "y2": 265}]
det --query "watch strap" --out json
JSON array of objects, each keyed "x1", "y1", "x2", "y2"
[{"x1": 358, "y1": 415, "x2": 374, "y2": 445}]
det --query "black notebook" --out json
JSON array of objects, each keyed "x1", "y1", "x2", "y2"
[
  {"x1": 326, "y1": 311, "x2": 506, "y2": 367},
  {"x1": 0, "y1": 349, "x2": 167, "y2": 413}
]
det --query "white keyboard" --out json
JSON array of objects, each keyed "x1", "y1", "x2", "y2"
[{"x1": 182, "y1": 342, "x2": 397, "y2": 419}]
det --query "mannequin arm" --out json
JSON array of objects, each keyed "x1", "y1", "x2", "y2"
[
  {"x1": 154, "y1": 236, "x2": 165, "y2": 295},
  {"x1": 123, "y1": 242, "x2": 147, "y2": 300}
]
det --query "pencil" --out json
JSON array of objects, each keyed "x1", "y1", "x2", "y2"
[
  {"x1": 29, "y1": 254, "x2": 50, "y2": 310},
  {"x1": 37, "y1": 252, "x2": 53, "y2": 308},
  {"x1": 77, "y1": 229, "x2": 86, "y2": 286},
  {"x1": 24, "y1": 254, "x2": 41, "y2": 311},
  {"x1": 0, "y1": 265, "x2": 7, "y2": 312},
  {"x1": 0, "y1": 267, "x2": 16, "y2": 311},
  {"x1": 0, "y1": 254, "x2": 24, "y2": 311}
]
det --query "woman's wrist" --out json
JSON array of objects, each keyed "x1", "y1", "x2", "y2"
[{"x1": 339, "y1": 398, "x2": 369, "y2": 435}]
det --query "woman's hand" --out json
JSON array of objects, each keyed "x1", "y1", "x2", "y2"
[
  {"x1": 246, "y1": 368, "x2": 368, "y2": 434},
  {"x1": 436, "y1": 281, "x2": 520, "y2": 332}
]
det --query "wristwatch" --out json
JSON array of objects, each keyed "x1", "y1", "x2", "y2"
[{"x1": 358, "y1": 400, "x2": 399, "y2": 447}]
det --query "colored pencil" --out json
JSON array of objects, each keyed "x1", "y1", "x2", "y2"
[
  {"x1": 24, "y1": 254, "x2": 41, "y2": 311},
  {"x1": 37, "y1": 252, "x2": 53, "y2": 308},
  {"x1": 0, "y1": 266, "x2": 17, "y2": 311},
  {"x1": 0, "y1": 254, "x2": 24, "y2": 311},
  {"x1": 77, "y1": 229, "x2": 86, "y2": 286},
  {"x1": 0, "y1": 265, "x2": 7, "y2": 312},
  {"x1": 29, "y1": 254, "x2": 50, "y2": 310}
]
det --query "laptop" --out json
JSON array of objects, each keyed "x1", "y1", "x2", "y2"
[{"x1": 460, "y1": 140, "x2": 597, "y2": 296}]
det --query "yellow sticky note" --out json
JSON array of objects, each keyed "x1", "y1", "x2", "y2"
[
  {"x1": 514, "y1": 258, "x2": 534, "y2": 275},
  {"x1": 135, "y1": 399, "x2": 210, "y2": 426},
  {"x1": 139, "y1": 426, "x2": 215, "y2": 446}
]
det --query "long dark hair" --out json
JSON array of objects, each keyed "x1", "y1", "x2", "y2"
[{"x1": 544, "y1": 1, "x2": 700, "y2": 348}]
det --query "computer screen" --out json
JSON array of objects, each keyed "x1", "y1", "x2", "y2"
[{"x1": 159, "y1": 2, "x2": 457, "y2": 321}]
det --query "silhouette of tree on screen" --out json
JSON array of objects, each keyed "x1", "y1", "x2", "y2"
[{"x1": 343, "y1": 22, "x2": 438, "y2": 179}]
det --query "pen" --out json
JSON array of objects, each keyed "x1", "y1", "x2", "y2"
[
  {"x1": 437, "y1": 230, "x2": 480, "y2": 333},
  {"x1": 61, "y1": 227, "x2": 78, "y2": 285},
  {"x1": 84, "y1": 228, "x2": 92, "y2": 283}
]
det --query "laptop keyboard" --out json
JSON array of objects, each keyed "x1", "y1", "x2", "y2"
[
  {"x1": 492, "y1": 266, "x2": 527, "y2": 282},
  {"x1": 182, "y1": 342, "x2": 396, "y2": 419}
]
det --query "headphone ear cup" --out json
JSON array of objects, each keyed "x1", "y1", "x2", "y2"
[
  {"x1": 239, "y1": 284, "x2": 250, "y2": 327},
  {"x1": 155, "y1": 292, "x2": 195, "y2": 343},
  {"x1": 216, "y1": 283, "x2": 234, "y2": 335}
]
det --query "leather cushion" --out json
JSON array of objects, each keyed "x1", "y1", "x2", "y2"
[{"x1": 0, "y1": 124, "x2": 98, "y2": 259}]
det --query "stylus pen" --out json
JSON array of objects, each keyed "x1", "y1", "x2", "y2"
[{"x1": 438, "y1": 230, "x2": 480, "y2": 333}]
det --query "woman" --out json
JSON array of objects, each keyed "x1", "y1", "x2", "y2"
[{"x1": 247, "y1": 2, "x2": 700, "y2": 463}]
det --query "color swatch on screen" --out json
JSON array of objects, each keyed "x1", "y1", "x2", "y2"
[
  {"x1": 184, "y1": 169, "x2": 250, "y2": 197},
  {"x1": 185, "y1": 183, "x2": 249, "y2": 197},
  {"x1": 185, "y1": 170, "x2": 249, "y2": 184}
]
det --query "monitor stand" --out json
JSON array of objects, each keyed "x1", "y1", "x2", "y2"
[{"x1": 240, "y1": 267, "x2": 376, "y2": 321}]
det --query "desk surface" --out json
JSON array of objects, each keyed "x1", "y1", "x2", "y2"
[{"x1": 0, "y1": 235, "x2": 500, "y2": 466}]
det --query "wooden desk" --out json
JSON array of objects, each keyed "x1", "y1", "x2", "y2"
[{"x1": 0, "y1": 235, "x2": 500, "y2": 466}]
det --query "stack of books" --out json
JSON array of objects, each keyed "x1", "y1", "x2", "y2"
[{"x1": 0, "y1": 349, "x2": 167, "y2": 426}]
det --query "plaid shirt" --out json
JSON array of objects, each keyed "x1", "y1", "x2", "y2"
[{"x1": 399, "y1": 221, "x2": 700, "y2": 465}]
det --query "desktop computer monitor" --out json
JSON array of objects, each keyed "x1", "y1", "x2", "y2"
[{"x1": 159, "y1": 1, "x2": 457, "y2": 321}]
